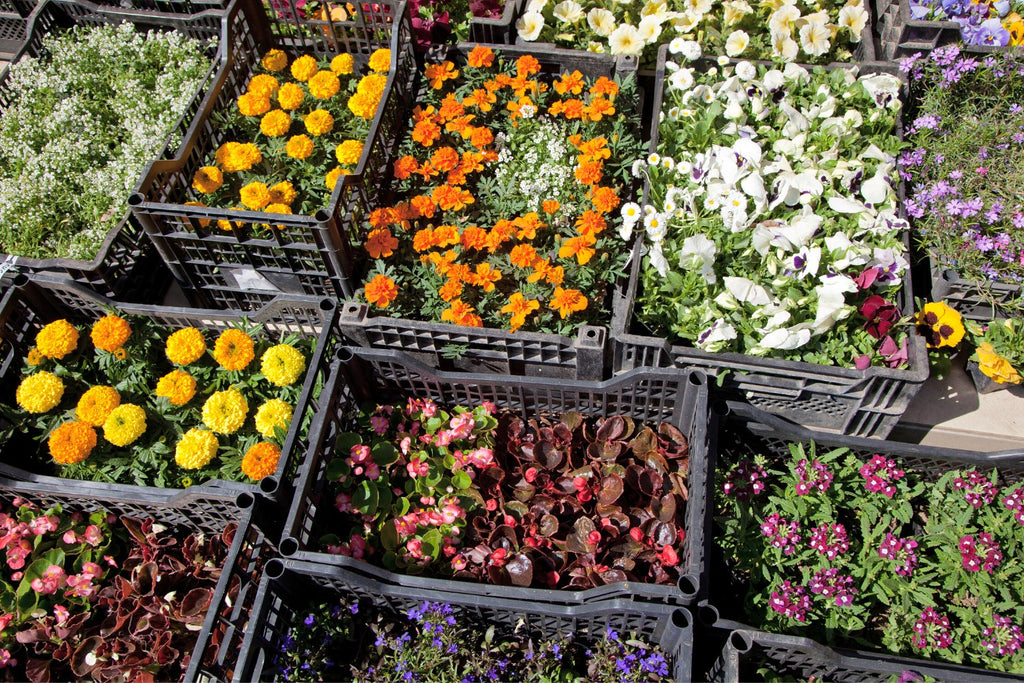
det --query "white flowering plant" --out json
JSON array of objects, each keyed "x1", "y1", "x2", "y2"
[
  {"x1": 0, "y1": 23, "x2": 214, "y2": 262},
  {"x1": 515, "y1": 0, "x2": 870, "y2": 68},
  {"x1": 628, "y1": 57, "x2": 912, "y2": 368}
]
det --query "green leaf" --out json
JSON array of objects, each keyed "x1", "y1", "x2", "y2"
[
  {"x1": 335, "y1": 432, "x2": 362, "y2": 454},
  {"x1": 372, "y1": 441, "x2": 398, "y2": 467},
  {"x1": 452, "y1": 469, "x2": 472, "y2": 491},
  {"x1": 352, "y1": 480, "x2": 379, "y2": 517}
]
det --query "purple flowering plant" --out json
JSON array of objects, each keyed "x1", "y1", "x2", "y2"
[
  {"x1": 899, "y1": 47, "x2": 1024, "y2": 315},
  {"x1": 716, "y1": 440, "x2": 1024, "y2": 672},
  {"x1": 908, "y1": 0, "x2": 1024, "y2": 46}
]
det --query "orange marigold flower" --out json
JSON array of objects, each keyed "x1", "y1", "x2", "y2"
[
  {"x1": 366, "y1": 228, "x2": 399, "y2": 259},
  {"x1": 542, "y1": 199, "x2": 560, "y2": 214},
  {"x1": 413, "y1": 228, "x2": 436, "y2": 252},
  {"x1": 369, "y1": 207, "x2": 398, "y2": 229},
  {"x1": 463, "y1": 88, "x2": 496, "y2": 112},
  {"x1": 412, "y1": 119, "x2": 442, "y2": 147},
  {"x1": 365, "y1": 274, "x2": 399, "y2": 308},
  {"x1": 49, "y1": 421, "x2": 96, "y2": 465},
  {"x1": 460, "y1": 151, "x2": 487, "y2": 174},
  {"x1": 469, "y1": 262, "x2": 502, "y2": 291},
  {"x1": 577, "y1": 137, "x2": 611, "y2": 162},
  {"x1": 445, "y1": 114, "x2": 475, "y2": 137},
  {"x1": 584, "y1": 97, "x2": 616, "y2": 121},
  {"x1": 422, "y1": 249, "x2": 459, "y2": 276},
  {"x1": 214, "y1": 328, "x2": 255, "y2": 371},
  {"x1": 575, "y1": 160, "x2": 604, "y2": 186},
  {"x1": 461, "y1": 226, "x2": 488, "y2": 250},
  {"x1": 394, "y1": 202, "x2": 420, "y2": 221},
  {"x1": 91, "y1": 315, "x2": 131, "y2": 352},
  {"x1": 242, "y1": 442, "x2": 281, "y2": 480},
  {"x1": 548, "y1": 100, "x2": 565, "y2": 117},
  {"x1": 447, "y1": 168, "x2": 468, "y2": 186},
  {"x1": 431, "y1": 147, "x2": 460, "y2": 173},
  {"x1": 394, "y1": 155, "x2": 419, "y2": 180},
  {"x1": 562, "y1": 99, "x2": 585, "y2": 120},
  {"x1": 438, "y1": 93, "x2": 466, "y2": 122},
  {"x1": 410, "y1": 195, "x2": 436, "y2": 219},
  {"x1": 424, "y1": 61, "x2": 459, "y2": 89},
  {"x1": 516, "y1": 55, "x2": 541, "y2": 77},
  {"x1": 439, "y1": 278, "x2": 463, "y2": 302},
  {"x1": 550, "y1": 287, "x2": 588, "y2": 319},
  {"x1": 441, "y1": 299, "x2": 482, "y2": 327},
  {"x1": 590, "y1": 186, "x2": 620, "y2": 214},
  {"x1": 513, "y1": 212, "x2": 545, "y2": 240},
  {"x1": 559, "y1": 233, "x2": 597, "y2": 265},
  {"x1": 412, "y1": 104, "x2": 437, "y2": 122},
  {"x1": 467, "y1": 45, "x2": 495, "y2": 68},
  {"x1": 591, "y1": 76, "x2": 619, "y2": 98},
  {"x1": 508, "y1": 74, "x2": 536, "y2": 99},
  {"x1": 575, "y1": 210, "x2": 607, "y2": 237},
  {"x1": 432, "y1": 224, "x2": 461, "y2": 247},
  {"x1": 546, "y1": 264, "x2": 565, "y2": 286},
  {"x1": 554, "y1": 70, "x2": 585, "y2": 96},
  {"x1": 469, "y1": 127, "x2": 494, "y2": 149},
  {"x1": 485, "y1": 220, "x2": 516, "y2": 252},
  {"x1": 433, "y1": 185, "x2": 474, "y2": 212},
  {"x1": 500, "y1": 292, "x2": 540, "y2": 332},
  {"x1": 416, "y1": 161, "x2": 439, "y2": 180},
  {"x1": 509, "y1": 243, "x2": 538, "y2": 269}
]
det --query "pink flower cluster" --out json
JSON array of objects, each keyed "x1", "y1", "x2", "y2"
[
  {"x1": 953, "y1": 471, "x2": 997, "y2": 508},
  {"x1": 859, "y1": 455, "x2": 905, "y2": 497},
  {"x1": 982, "y1": 614, "x2": 1024, "y2": 657},
  {"x1": 1002, "y1": 486, "x2": 1024, "y2": 525},
  {"x1": 808, "y1": 523, "x2": 849, "y2": 560},
  {"x1": 807, "y1": 568, "x2": 857, "y2": 607},
  {"x1": 793, "y1": 459, "x2": 833, "y2": 496},
  {"x1": 326, "y1": 534, "x2": 368, "y2": 559},
  {"x1": 769, "y1": 580, "x2": 812, "y2": 621},
  {"x1": 912, "y1": 607, "x2": 953, "y2": 650},
  {"x1": 878, "y1": 533, "x2": 919, "y2": 577},
  {"x1": 722, "y1": 461, "x2": 767, "y2": 500},
  {"x1": 760, "y1": 513, "x2": 801, "y2": 555},
  {"x1": 958, "y1": 533, "x2": 1002, "y2": 573},
  {"x1": 347, "y1": 444, "x2": 380, "y2": 480}
]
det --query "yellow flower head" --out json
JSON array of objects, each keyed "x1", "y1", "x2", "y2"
[
  {"x1": 268, "y1": 181, "x2": 298, "y2": 206},
  {"x1": 335, "y1": 139, "x2": 364, "y2": 165},
  {"x1": 260, "y1": 109, "x2": 292, "y2": 137},
  {"x1": 214, "y1": 328, "x2": 256, "y2": 371},
  {"x1": 238, "y1": 91, "x2": 272, "y2": 117},
  {"x1": 308, "y1": 70, "x2": 341, "y2": 99},
  {"x1": 175, "y1": 428, "x2": 219, "y2": 470},
  {"x1": 202, "y1": 388, "x2": 249, "y2": 434},
  {"x1": 17, "y1": 372, "x2": 64, "y2": 413},
  {"x1": 156, "y1": 370, "x2": 198, "y2": 406},
  {"x1": 331, "y1": 53, "x2": 354, "y2": 75},
  {"x1": 347, "y1": 90, "x2": 380, "y2": 120},
  {"x1": 261, "y1": 344, "x2": 307, "y2": 386},
  {"x1": 976, "y1": 342, "x2": 1023, "y2": 385},
  {"x1": 291, "y1": 55, "x2": 319, "y2": 82},
  {"x1": 36, "y1": 320, "x2": 79, "y2": 360},
  {"x1": 278, "y1": 82, "x2": 305, "y2": 110},
  {"x1": 76, "y1": 385, "x2": 120, "y2": 427},
  {"x1": 305, "y1": 109, "x2": 335, "y2": 136},
  {"x1": 192, "y1": 166, "x2": 224, "y2": 194},
  {"x1": 49, "y1": 421, "x2": 97, "y2": 465},
  {"x1": 166, "y1": 327, "x2": 207, "y2": 365},
  {"x1": 240, "y1": 181, "x2": 272, "y2": 210},
  {"x1": 368, "y1": 48, "x2": 392, "y2": 73},
  {"x1": 915, "y1": 301, "x2": 965, "y2": 349},
  {"x1": 248, "y1": 73, "x2": 280, "y2": 98},
  {"x1": 326, "y1": 166, "x2": 349, "y2": 191},
  {"x1": 91, "y1": 315, "x2": 131, "y2": 353},
  {"x1": 261, "y1": 49, "x2": 288, "y2": 72},
  {"x1": 255, "y1": 398, "x2": 294, "y2": 439},
  {"x1": 357, "y1": 73, "x2": 387, "y2": 98},
  {"x1": 286, "y1": 134, "x2": 315, "y2": 160},
  {"x1": 265, "y1": 203, "x2": 292, "y2": 215},
  {"x1": 221, "y1": 142, "x2": 263, "y2": 173},
  {"x1": 26, "y1": 348, "x2": 44, "y2": 366},
  {"x1": 242, "y1": 441, "x2": 282, "y2": 480},
  {"x1": 103, "y1": 404, "x2": 147, "y2": 447}
]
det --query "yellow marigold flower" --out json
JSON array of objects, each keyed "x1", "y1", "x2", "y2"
[
  {"x1": 261, "y1": 48, "x2": 288, "y2": 71},
  {"x1": 260, "y1": 109, "x2": 292, "y2": 137},
  {"x1": 214, "y1": 328, "x2": 255, "y2": 371},
  {"x1": 265, "y1": 203, "x2": 292, "y2": 215},
  {"x1": 48, "y1": 422, "x2": 96, "y2": 465},
  {"x1": 268, "y1": 181, "x2": 297, "y2": 205},
  {"x1": 347, "y1": 91, "x2": 379, "y2": 120},
  {"x1": 335, "y1": 139, "x2": 364, "y2": 165},
  {"x1": 286, "y1": 134, "x2": 315, "y2": 160},
  {"x1": 202, "y1": 388, "x2": 249, "y2": 435},
  {"x1": 103, "y1": 404, "x2": 147, "y2": 447},
  {"x1": 305, "y1": 109, "x2": 335, "y2": 136},
  {"x1": 255, "y1": 398, "x2": 293, "y2": 439},
  {"x1": 156, "y1": 370, "x2": 198, "y2": 406},
  {"x1": 326, "y1": 166, "x2": 349, "y2": 191},
  {"x1": 241, "y1": 441, "x2": 282, "y2": 480},
  {"x1": 290, "y1": 55, "x2": 319, "y2": 82},
  {"x1": 238, "y1": 91, "x2": 271, "y2": 117},
  {"x1": 222, "y1": 142, "x2": 263, "y2": 173},
  {"x1": 368, "y1": 48, "x2": 391, "y2": 73},
  {"x1": 26, "y1": 348, "x2": 43, "y2": 366},
  {"x1": 166, "y1": 327, "x2": 207, "y2": 365},
  {"x1": 248, "y1": 73, "x2": 280, "y2": 97},
  {"x1": 175, "y1": 428, "x2": 219, "y2": 470},
  {"x1": 36, "y1": 320, "x2": 79, "y2": 360},
  {"x1": 215, "y1": 141, "x2": 236, "y2": 167},
  {"x1": 977, "y1": 342, "x2": 1023, "y2": 385},
  {"x1": 91, "y1": 315, "x2": 131, "y2": 353},
  {"x1": 261, "y1": 344, "x2": 307, "y2": 386},
  {"x1": 217, "y1": 207, "x2": 246, "y2": 231},
  {"x1": 278, "y1": 82, "x2": 305, "y2": 110},
  {"x1": 17, "y1": 372, "x2": 64, "y2": 413},
  {"x1": 76, "y1": 385, "x2": 120, "y2": 427},
  {"x1": 357, "y1": 73, "x2": 387, "y2": 98},
  {"x1": 192, "y1": 166, "x2": 224, "y2": 194},
  {"x1": 308, "y1": 70, "x2": 341, "y2": 99},
  {"x1": 331, "y1": 53, "x2": 354, "y2": 75},
  {"x1": 240, "y1": 181, "x2": 272, "y2": 210}
]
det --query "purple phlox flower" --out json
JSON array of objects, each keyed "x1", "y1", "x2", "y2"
[
  {"x1": 948, "y1": 170, "x2": 963, "y2": 180},
  {"x1": 303, "y1": 614, "x2": 315, "y2": 627},
  {"x1": 954, "y1": 470, "x2": 997, "y2": 507},
  {"x1": 879, "y1": 533, "x2": 919, "y2": 576},
  {"x1": 946, "y1": 199, "x2": 966, "y2": 217},
  {"x1": 1014, "y1": 211, "x2": 1024, "y2": 229},
  {"x1": 899, "y1": 53, "x2": 922, "y2": 74},
  {"x1": 933, "y1": 180, "x2": 958, "y2": 198},
  {"x1": 808, "y1": 567, "x2": 857, "y2": 607},
  {"x1": 986, "y1": 202, "x2": 1004, "y2": 224},
  {"x1": 932, "y1": 44, "x2": 962, "y2": 66},
  {"x1": 860, "y1": 455, "x2": 905, "y2": 497},
  {"x1": 809, "y1": 523, "x2": 849, "y2": 559},
  {"x1": 975, "y1": 234, "x2": 996, "y2": 252},
  {"x1": 962, "y1": 196, "x2": 984, "y2": 218},
  {"x1": 979, "y1": 146, "x2": 991, "y2": 161},
  {"x1": 912, "y1": 115, "x2": 940, "y2": 132},
  {"x1": 1011, "y1": 103, "x2": 1023, "y2": 115},
  {"x1": 905, "y1": 198, "x2": 925, "y2": 219}
]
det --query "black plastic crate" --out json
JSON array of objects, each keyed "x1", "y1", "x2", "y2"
[
  {"x1": 280, "y1": 345, "x2": 712, "y2": 606},
  {"x1": 0, "y1": 0, "x2": 33, "y2": 58},
  {"x1": 233, "y1": 557, "x2": 695, "y2": 682},
  {"x1": 129, "y1": 0, "x2": 416, "y2": 310},
  {"x1": 875, "y1": 0, "x2": 1016, "y2": 60},
  {"x1": 467, "y1": 0, "x2": 520, "y2": 44},
  {"x1": 0, "y1": 271, "x2": 340, "y2": 504},
  {"x1": 930, "y1": 257, "x2": 1024, "y2": 322},
  {"x1": 611, "y1": 47, "x2": 929, "y2": 439},
  {"x1": 78, "y1": 0, "x2": 229, "y2": 13},
  {"x1": 0, "y1": 0, "x2": 227, "y2": 303}
]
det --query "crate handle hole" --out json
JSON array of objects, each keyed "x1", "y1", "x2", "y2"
[
  {"x1": 730, "y1": 631, "x2": 753, "y2": 653},
  {"x1": 314, "y1": 209, "x2": 331, "y2": 222},
  {"x1": 698, "y1": 603, "x2": 719, "y2": 627},
  {"x1": 677, "y1": 573, "x2": 698, "y2": 597},
  {"x1": 280, "y1": 537, "x2": 299, "y2": 557},
  {"x1": 320, "y1": 299, "x2": 337, "y2": 312},
  {"x1": 688, "y1": 371, "x2": 706, "y2": 387},
  {"x1": 671, "y1": 609, "x2": 690, "y2": 629},
  {"x1": 128, "y1": 192, "x2": 144, "y2": 207},
  {"x1": 260, "y1": 476, "x2": 280, "y2": 496},
  {"x1": 266, "y1": 558, "x2": 286, "y2": 579},
  {"x1": 12, "y1": 274, "x2": 28, "y2": 287},
  {"x1": 236, "y1": 492, "x2": 255, "y2": 510}
]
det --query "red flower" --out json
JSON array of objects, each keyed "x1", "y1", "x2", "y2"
[
  {"x1": 657, "y1": 545, "x2": 680, "y2": 567},
  {"x1": 860, "y1": 295, "x2": 899, "y2": 339}
]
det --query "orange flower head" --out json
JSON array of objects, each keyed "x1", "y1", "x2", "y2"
[
  {"x1": 447, "y1": 168, "x2": 468, "y2": 186},
  {"x1": 369, "y1": 207, "x2": 398, "y2": 229},
  {"x1": 577, "y1": 137, "x2": 611, "y2": 161},
  {"x1": 575, "y1": 210, "x2": 607, "y2": 237},
  {"x1": 584, "y1": 97, "x2": 616, "y2": 121},
  {"x1": 365, "y1": 274, "x2": 399, "y2": 308},
  {"x1": 500, "y1": 292, "x2": 540, "y2": 332},
  {"x1": 460, "y1": 225, "x2": 488, "y2": 251},
  {"x1": 460, "y1": 151, "x2": 487, "y2": 175},
  {"x1": 432, "y1": 224, "x2": 461, "y2": 248},
  {"x1": 413, "y1": 228, "x2": 436, "y2": 252},
  {"x1": 438, "y1": 93, "x2": 466, "y2": 122},
  {"x1": 590, "y1": 186, "x2": 620, "y2": 214},
  {"x1": 509, "y1": 243, "x2": 538, "y2": 269},
  {"x1": 463, "y1": 88, "x2": 496, "y2": 112},
  {"x1": 441, "y1": 299, "x2": 482, "y2": 327},
  {"x1": 467, "y1": 45, "x2": 495, "y2": 68},
  {"x1": 559, "y1": 233, "x2": 597, "y2": 265},
  {"x1": 445, "y1": 114, "x2": 476, "y2": 137},
  {"x1": 562, "y1": 99, "x2": 585, "y2": 120},
  {"x1": 542, "y1": 199, "x2": 560, "y2": 214},
  {"x1": 422, "y1": 249, "x2": 459, "y2": 276},
  {"x1": 412, "y1": 119, "x2": 442, "y2": 147},
  {"x1": 591, "y1": 76, "x2": 619, "y2": 98},
  {"x1": 432, "y1": 185, "x2": 474, "y2": 212},
  {"x1": 431, "y1": 147, "x2": 460, "y2": 173},
  {"x1": 439, "y1": 278, "x2": 464, "y2": 302},
  {"x1": 425, "y1": 61, "x2": 459, "y2": 89},
  {"x1": 513, "y1": 212, "x2": 545, "y2": 240},
  {"x1": 575, "y1": 160, "x2": 604, "y2": 186},
  {"x1": 469, "y1": 127, "x2": 494, "y2": 150},
  {"x1": 416, "y1": 161, "x2": 440, "y2": 180},
  {"x1": 410, "y1": 195, "x2": 436, "y2": 219},
  {"x1": 554, "y1": 70, "x2": 585, "y2": 96},
  {"x1": 485, "y1": 220, "x2": 516, "y2": 252},
  {"x1": 546, "y1": 264, "x2": 565, "y2": 286},
  {"x1": 366, "y1": 228, "x2": 399, "y2": 259},
  {"x1": 393, "y1": 155, "x2": 419, "y2": 180},
  {"x1": 548, "y1": 100, "x2": 566, "y2": 117},
  {"x1": 412, "y1": 104, "x2": 437, "y2": 122},
  {"x1": 550, "y1": 287, "x2": 588, "y2": 319},
  {"x1": 469, "y1": 262, "x2": 502, "y2": 292},
  {"x1": 516, "y1": 55, "x2": 541, "y2": 77}
]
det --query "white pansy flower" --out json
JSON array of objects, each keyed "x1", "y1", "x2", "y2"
[
  {"x1": 724, "y1": 276, "x2": 772, "y2": 305},
  {"x1": 812, "y1": 281, "x2": 856, "y2": 335},
  {"x1": 756, "y1": 326, "x2": 812, "y2": 351},
  {"x1": 679, "y1": 233, "x2": 718, "y2": 283},
  {"x1": 608, "y1": 24, "x2": 644, "y2": 55},
  {"x1": 553, "y1": 0, "x2": 584, "y2": 23},
  {"x1": 838, "y1": 3, "x2": 869, "y2": 41},
  {"x1": 762, "y1": 69, "x2": 785, "y2": 91},
  {"x1": 859, "y1": 73, "x2": 902, "y2": 107},
  {"x1": 516, "y1": 11, "x2": 546, "y2": 40},
  {"x1": 724, "y1": 100, "x2": 744, "y2": 120},
  {"x1": 861, "y1": 171, "x2": 890, "y2": 205},
  {"x1": 587, "y1": 8, "x2": 616, "y2": 36},
  {"x1": 786, "y1": 246, "x2": 821, "y2": 279},
  {"x1": 799, "y1": 22, "x2": 831, "y2": 57},
  {"x1": 725, "y1": 30, "x2": 750, "y2": 56},
  {"x1": 843, "y1": 109, "x2": 863, "y2": 129},
  {"x1": 696, "y1": 320, "x2": 737, "y2": 351},
  {"x1": 828, "y1": 195, "x2": 867, "y2": 214}
]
